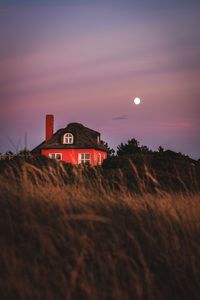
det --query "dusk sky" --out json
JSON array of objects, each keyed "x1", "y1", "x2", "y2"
[{"x1": 0, "y1": 0, "x2": 200, "y2": 158}]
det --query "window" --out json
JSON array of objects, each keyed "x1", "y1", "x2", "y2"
[
  {"x1": 49, "y1": 153, "x2": 62, "y2": 160},
  {"x1": 78, "y1": 153, "x2": 91, "y2": 164},
  {"x1": 94, "y1": 153, "x2": 97, "y2": 165},
  {"x1": 63, "y1": 133, "x2": 74, "y2": 144},
  {"x1": 98, "y1": 153, "x2": 102, "y2": 165},
  {"x1": 97, "y1": 135, "x2": 100, "y2": 144}
]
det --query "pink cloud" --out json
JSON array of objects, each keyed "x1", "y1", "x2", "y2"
[{"x1": 160, "y1": 121, "x2": 193, "y2": 130}]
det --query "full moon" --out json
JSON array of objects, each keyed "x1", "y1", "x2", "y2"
[{"x1": 134, "y1": 97, "x2": 141, "y2": 105}]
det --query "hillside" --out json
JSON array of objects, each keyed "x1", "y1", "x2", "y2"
[
  {"x1": 102, "y1": 151, "x2": 200, "y2": 193},
  {"x1": 0, "y1": 157, "x2": 200, "y2": 300}
]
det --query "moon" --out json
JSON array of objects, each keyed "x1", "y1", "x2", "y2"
[{"x1": 134, "y1": 97, "x2": 141, "y2": 105}]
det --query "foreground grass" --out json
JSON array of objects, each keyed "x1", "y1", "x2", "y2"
[{"x1": 0, "y1": 158, "x2": 200, "y2": 300}]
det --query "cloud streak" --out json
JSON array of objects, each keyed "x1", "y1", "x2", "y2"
[{"x1": 112, "y1": 115, "x2": 128, "y2": 121}]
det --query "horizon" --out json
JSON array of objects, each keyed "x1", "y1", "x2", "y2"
[
  {"x1": 0, "y1": 0, "x2": 200, "y2": 159},
  {"x1": 1, "y1": 114, "x2": 199, "y2": 160}
]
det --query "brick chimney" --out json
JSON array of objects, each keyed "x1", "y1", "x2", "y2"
[{"x1": 45, "y1": 114, "x2": 54, "y2": 143}]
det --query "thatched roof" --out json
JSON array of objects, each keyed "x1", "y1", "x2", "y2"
[{"x1": 32, "y1": 123, "x2": 108, "y2": 153}]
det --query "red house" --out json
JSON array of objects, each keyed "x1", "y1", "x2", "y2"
[{"x1": 32, "y1": 115, "x2": 108, "y2": 166}]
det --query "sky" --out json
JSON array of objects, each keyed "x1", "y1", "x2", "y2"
[{"x1": 0, "y1": 0, "x2": 200, "y2": 158}]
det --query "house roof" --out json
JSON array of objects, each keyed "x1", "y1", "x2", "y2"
[{"x1": 32, "y1": 122, "x2": 108, "y2": 153}]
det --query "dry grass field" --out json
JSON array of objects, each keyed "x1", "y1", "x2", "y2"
[{"x1": 0, "y1": 157, "x2": 200, "y2": 300}]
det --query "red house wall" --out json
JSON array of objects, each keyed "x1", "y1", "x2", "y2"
[{"x1": 41, "y1": 149, "x2": 107, "y2": 166}]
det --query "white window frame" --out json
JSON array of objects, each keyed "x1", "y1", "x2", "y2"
[
  {"x1": 63, "y1": 133, "x2": 74, "y2": 144},
  {"x1": 78, "y1": 153, "x2": 91, "y2": 164},
  {"x1": 49, "y1": 153, "x2": 62, "y2": 160}
]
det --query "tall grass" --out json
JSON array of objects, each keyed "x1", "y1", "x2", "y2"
[{"x1": 0, "y1": 157, "x2": 200, "y2": 300}]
